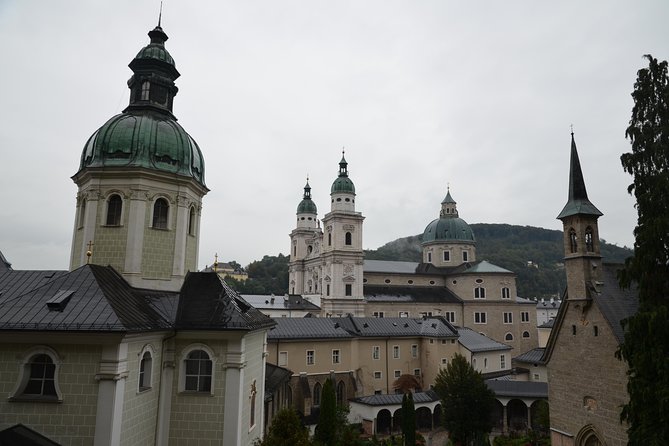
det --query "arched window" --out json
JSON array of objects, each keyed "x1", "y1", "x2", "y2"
[
  {"x1": 569, "y1": 228, "x2": 578, "y2": 253},
  {"x1": 188, "y1": 206, "x2": 196, "y2": 235},
  {"x1": 522, "y1": 331, "x2": 530, "y2": 338},
  {"x1": 250, "y1": 380, "x2": 257, "y2": 428},
  {"x1": 78, "y1": 198, "x2": 86, "y2": 228},
  {"x1": 336, "y1": 381, "x2": 346, "y2": 406},
  {"x1": 505, "y1": 333, "x2": 514, "y2": 341},
  {"x1": 345, "y1": 232, "x2": 352, "y2": 246},
  {"x1": 184, "y1": 349, "x2": 212, "y2": 392},
  {"x1": 139, "y1": 350, "x2": 152, "y2": 391},
  {"x1": 313, "y1": 382, "x2": 322, "y2": 407},
  {"x1": 106, "y1": 194, "x2": 122, "y2": 226},
  {"x1": 11, "y1": 346, "x2": 62, "y2": 402},
  {"x1": 585, "y1": 226, "x2": 594, "y2": 252},
  {"x1": 153, "y1": 198, "x2": 169, "y2": 229}
]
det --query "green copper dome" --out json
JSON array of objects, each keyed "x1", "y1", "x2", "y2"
[
  {"x1": 75, "y1": 25, "x2": 205, "y2": 187},
  {"x1": 78, "y1": 111, "x2": 205, "y2": 186},
  {"x1": 422, "y1": 216, "x2": 475, "y2": 243},
  {"x1": 134, "y1": 27, "x2": 175, "y2": 67},
  {"x1": 297, "y1": 181, "x2": 317, "y2": 214},
  {"x1": 331, "y1": 153, "x2": 355, "y2": 194}
]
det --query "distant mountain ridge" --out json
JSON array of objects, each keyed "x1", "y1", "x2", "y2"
[{"x1": 364, "y1": 223, "x2": 633, "y2": 299}]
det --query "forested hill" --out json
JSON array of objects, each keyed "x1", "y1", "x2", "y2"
[{"x1": 364, "y1": 223, "x2": 633, "y2": 299}]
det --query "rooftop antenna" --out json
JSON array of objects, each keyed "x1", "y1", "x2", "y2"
[{"x1": 158, "y1": 1, "x2": 163, "y2": 27}]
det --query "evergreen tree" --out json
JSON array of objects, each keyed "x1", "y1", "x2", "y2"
[
  {"x1": 434, "y1": 353, "x2": 495, "y2": 446},
  {"x1": 401, "y1": 391, "x2": 416, "y2": 446},
  {"x1": 314, "y1": 378, "x2": 337, "y2": 446},
  {"x1": 618, "y1": 54, "x2": 669, "y2": 445},
  {"x1": 256, "y1": 408, "x2": 312, "y2": 446}
]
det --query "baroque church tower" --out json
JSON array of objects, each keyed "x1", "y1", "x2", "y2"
[
  {"x1": 289, "y1": 179, "x2": 323, "y2": 295},
  {"x1": 320, "y1": 153, "x2": 365, "y2": 316},
  {"x1": 70, "y1": 23, "x2": 208, "y2": 291},
  {"x1": 557, "y1": 132, "x2": 603, "y2": 299}
]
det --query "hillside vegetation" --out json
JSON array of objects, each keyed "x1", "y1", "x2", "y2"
[{"x1": 364, "y1": 223, "x2": 632, "y2": 299}]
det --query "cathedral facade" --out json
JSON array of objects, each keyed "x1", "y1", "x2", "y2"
[{"x1": 288, "y1": 157, "x2": 538, "y2": 355}]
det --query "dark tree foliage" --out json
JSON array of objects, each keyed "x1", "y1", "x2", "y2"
[
  {"x1": 364, "y1": 224, "x2": 631, "y2": 298},
  {"x1": 226, "y1": 254, "x2": 289, "y2": 295},
  {"x1": 618, "y1": 55, "x2": 669, "y2": 445},
  {"x1": 434, "y1": 353, "x2": 495, "y2": 446},
  {"x1": 401, "y1": 391, "x2": 416, "y2": 446},
  {"x1": 255, "y1": 407, "x2": 312, "y2": 446},
  {"x1": 314, "y1": 379, "x2": 337, "y2": 446}
]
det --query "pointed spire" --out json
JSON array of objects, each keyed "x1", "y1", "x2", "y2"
[
  {"x1": 338, "y1": 148, "x2": 349, "y2": 177},
  {"x1": 442, "y1": 183, "x2": 456, "y2": 205},
  {"x1": 557, "y1": 131, "x2": 602, "y2": 219},
  {"x1": 303, "y1": 176, "x2": 312, "y2": 200}
]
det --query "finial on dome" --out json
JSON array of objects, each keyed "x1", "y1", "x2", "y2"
[
  {"x1": 158, "y1": 1, "x2": 163, "y2": 27},
  {"x1": 213, "y1": 253, "x2": 219, "y2": 272}
]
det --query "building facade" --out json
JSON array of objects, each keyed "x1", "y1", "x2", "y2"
[{"x1": 0, "y1": 22, "x2": 275, "y2": 446}]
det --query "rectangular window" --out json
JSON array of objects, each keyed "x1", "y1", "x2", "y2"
[
  {"x1": 484, "y1": 358, "x2": 488, "y2": 369},
  {"x1": 345, "y1": 284, "x2": 352, "y2": 296},
  {"x1": 374, "y1": 371, "x2": 382, "y2": 379},
  {"x1": 326, "y1": 284, "x2": 330, "y2": 296},
  {"x1": 374, "y1": 389, "x2": 382, "y2": 395},
  {"x1": 332, "y1": 349, "x2": 340, "y2": 364},
  {"x1": 411, "y1": 345, "x2": 418, "y2": 358},
  {"x1": 427, "y1": 252, "x2": 432, "y2": 262},
  {"x1": 398, "y1": 311, "x2": 409, "y2": 318},
  {"x1": 533, "y1": 373, "x2": 540, "y2": 381},
  {"x1": 394, "y1": 370, "x2": 401, "y2": 378},
  {"x1": 501, "y1": 287, "x2": 510, "y2": 299},
  {"x1": 474, "y1": 287, "x2": 486, "y2": 299},
  {"x1": 474, "y1": 312, "x2": 487, "y2": 324},
  {"x1": 278, "y1": 351, "x2": 288, "y2": 366},
  {"x1": 393, "y1": 345, "x2": 400, "y2": 359},
  {"x1": 306, "y1": 350, "x2": 315, "y2": 365},
  {"x1": 441, "y1": 358, "x2": 448, "y2": 366},
  {"x1": 500, "y1": 354, "x2": 506, "y2": 369},
  {"x1": 503, "y1": 312, "x2": 513, "y2": 324},
  {"x1": 443, "y1": 250, "x2": 450, "y2": 262},
  {"x1": 419, "y1": 311, "x2": 433, "y2": 317},
  {"x1": 521, "y1": 311, "x2": 530, "y2": 322},
  {"x1": 414, "y1": 368, "x2": 421, "y2": 377},
  {"x1": 444, "y1": 311, "x2": 456, "y2": 323},
  {"x1": 372, "y1": 346, "x2": 380, "y2": 360},
  {"x1": 462, "y1": 251, "x2": 469, "y2": 262},
  {"x1": 373, "y1": 311, "x2": 385, "y2": 318}
]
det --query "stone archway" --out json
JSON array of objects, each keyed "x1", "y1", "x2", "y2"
[
  {"x1": 377, "y1": 409, "x2": 392, "y2": 435},
  {"x1": 491, "y1": 400, "x2": 504, "y2": 432},
  {"x1": 506, "y1": 399, "x2": 528, "y2": 432},
  {"x1": 392, "y1": 409, "x2": 403, "y2": 434},
  {"x1": 416, "y1": 406, "x2": 432, "y2": 430},
  {"x1": 433, "y1": 404, "x2": 442, "y2": 428},
  {"x1": 576, "y1": 425, "x2": 605, "y2": 446},
  {"x1": 530, "y1": 400, "x2": 549, "y2": 435}
]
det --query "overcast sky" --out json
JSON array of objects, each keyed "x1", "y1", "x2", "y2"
[{"x1": 0, "y1": 1, "x2": 665, "y2": 270}]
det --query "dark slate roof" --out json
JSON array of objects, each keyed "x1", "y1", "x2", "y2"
[
  {"x1": 242, "y1": 294, "x2": 321, "y2": 312},
  {"x1": 513, "y1": 348, "x2": 546, "y2": 365},
  {"x1": 351, "y1": 389, "x2": 439, "y2": 406},
  {"x1": 538, "y1": 318, "x2": 555, "y2": 328},
  {"x1": 364, "y1": 285, "x2": 462, "y2": 304},
  {"x1": 0, "y1": 424, "x2": 61, "y2": 446},
  {"x1": 268, "y1": 316, "x2": 458, "y2": 340},
  {"x1": 176, "y1": 272, "x2": 275, "y2": 331},
  {"x1": 457, "y1": 327, "x2": 512, "y2": 352},
  {"x1": 265, "y1": 363, "x2": 293, "y2": 402},
  {"x1": 364, "y1": 260, "x2": 419, "y2": 274},
  {"x1": 268, "y1": 317, "x2": 355, "y2": 340},
  {"x1": 338, "y1": 316, "x2": 458, "y2": 338},
  {"x1": 0, "y1": 265, "x2": 175, "y2": 332},
  {"x1": 557, "y1": 133, "x2": 603, "y2": 219},
  {"x1": 592, "y1": 263, "x2": 639, "y2": 344},
  {"x1": 485, "y1": 379, "x2": 548, "y2": 398}
]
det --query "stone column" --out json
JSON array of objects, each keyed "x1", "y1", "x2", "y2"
[
  {"x1": 155, "y1": 338, "x2": 175, "y2": 446},
  {"x1": 223, "y1": 338, "x2": 247, "y2": 446},
  {"x1": 94, "y1": 343, "x2": 128, "y2": 446},
  {"x1": 124, "y1": 188, "x2": 148, "y2": 279},
  {"x1": 172, "y1": 194, "x2": 189, "y2": 278}
]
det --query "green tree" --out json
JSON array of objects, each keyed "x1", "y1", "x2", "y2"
[
  {"x1": 401, "y1": 391, "x2": 416, "y2": 446},
  {"x1": 618, "y1": 55, "x2": 669, "y2": 445},
  {"x1": 314, "y1": 378, "x2": 337, "y2": 446},
  {"x1": 256, "y1": 407, "x2": 312, "y2": 446},
  {"x1": 434, "y1": 353, "x2": 495, "y2": 446}
]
